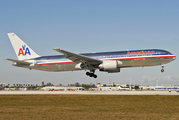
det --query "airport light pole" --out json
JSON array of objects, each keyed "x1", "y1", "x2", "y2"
[{"x1": 130, "y1": 79, "x2": 131, "y2": 90}]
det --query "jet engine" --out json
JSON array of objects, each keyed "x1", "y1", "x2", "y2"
[{"x1": 99, "y1": 60, "x2": 122, "y2": 73}]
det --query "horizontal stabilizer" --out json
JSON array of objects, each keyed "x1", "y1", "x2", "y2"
[{"x1": 5, "y1": 58, "x2": 32, "y2": 65}]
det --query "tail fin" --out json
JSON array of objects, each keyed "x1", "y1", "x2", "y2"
[{"x1": 7, "y1": 33, "x2": 40, "y2": 60}]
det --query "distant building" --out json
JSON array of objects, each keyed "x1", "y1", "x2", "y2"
[
  {"x1": 155, "y1": 86, "x2": 179, "y2": 91},
  {"x1": 139, "y1": 85, "x2": 179, "y2": 91},
  {"x1": 97, "y1": 84, "x2": 129, "y2": 88},
  {"x1": 41, "y1": 86, "x2": 85, "y2": 91}
]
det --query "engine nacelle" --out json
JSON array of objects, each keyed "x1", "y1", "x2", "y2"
[{"x1": 99, "y1": 60, "x2": 122, "y2": 73}]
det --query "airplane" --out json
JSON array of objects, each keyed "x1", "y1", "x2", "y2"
[
  {"x1": 5, "y1": 33, "x2": 176, "y2": 78},
  {"x1": 0, "y1": 85, "x2": 4, "y2": 90},
  {"x1": 118, "y1": 86, "x2": 130, "y2": 91}
]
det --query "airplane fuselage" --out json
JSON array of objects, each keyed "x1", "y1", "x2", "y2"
[{"x1": 16, "y1": 49, "x2": 176, "y2": 72}]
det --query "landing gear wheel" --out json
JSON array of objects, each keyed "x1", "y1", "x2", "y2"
[
  {"x1": 161, "y1": 64, "x2": 165, "y2": 73},
  {"x1": 86, "y1": 72, "x2": 97, "y2": 78},
  {"x1": 89, "y1": 73, "x2": 93, "y2": 77},
  {"x1": 93, "y1": 74, "x2": 97, "y2": 78},
  {"x1": 86, "y1": 72, "x2": 90, "y2": 76}
]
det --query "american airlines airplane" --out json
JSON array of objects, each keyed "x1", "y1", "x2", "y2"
[{"x1": 5, "y1": 33, "x2": 176, "y2": 78}]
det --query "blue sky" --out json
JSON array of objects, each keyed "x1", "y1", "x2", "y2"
[{"x1": 1, "y1": 0, "x2": 179, "y2": 86}]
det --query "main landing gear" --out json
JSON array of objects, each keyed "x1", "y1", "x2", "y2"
[
  {"x1": 161, "y1": 65, "x2": 165, "y2": 73},
  {"x1": 86, "y1": 71, "x2": 97, "y2": 78}
]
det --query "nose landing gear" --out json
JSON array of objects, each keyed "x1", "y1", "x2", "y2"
[
  {"x1": 86, "y1": 71, "x2": 97, "y2": 78},
  {"x1": 161, "y1": 65, "x2": 165, "y2": 73}
]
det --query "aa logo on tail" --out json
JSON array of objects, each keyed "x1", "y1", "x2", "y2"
[{"x1": 18, "y1": 45, "x2": 31, "y2": 56}]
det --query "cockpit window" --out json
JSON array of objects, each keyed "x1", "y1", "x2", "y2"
[{"x1": 166, "y1": 52, "x2": 172, "y2": 55}]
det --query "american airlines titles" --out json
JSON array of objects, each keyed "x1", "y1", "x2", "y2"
[{"x1": 127, "y1": 51, "x2": 155, "y2": 55}]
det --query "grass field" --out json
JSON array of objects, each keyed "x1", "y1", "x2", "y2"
[{"x1": 0, "y1": 95, "x2": 179, "y2": 120}]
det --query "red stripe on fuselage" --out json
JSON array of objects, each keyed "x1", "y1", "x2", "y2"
[
  {"x1": 37, "y1": 55, "x2": 176, "y2": 65},
  {"x1": 38, "y1": 61, "x2": 73, "y2": 65}
]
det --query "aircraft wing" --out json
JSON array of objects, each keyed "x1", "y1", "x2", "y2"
[
  {"x1": 5, "y1": 58, "x2": 32, "y2": 65},
  {"x1": 53, "y1": 48, "x2": 102, "y2": 65}
]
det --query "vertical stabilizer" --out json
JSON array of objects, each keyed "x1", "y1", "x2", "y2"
[{"x1": 7, "y1": 33, "x2": 40, "y2": 60}]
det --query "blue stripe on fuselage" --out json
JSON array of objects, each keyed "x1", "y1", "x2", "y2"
[{"x1": 31, "y1": 49, "x2": 173, "y2": 62}]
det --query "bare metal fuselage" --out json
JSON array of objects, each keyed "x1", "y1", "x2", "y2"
[{"x1": 14, "y1": 49, "x2": 176, "y2": 72}]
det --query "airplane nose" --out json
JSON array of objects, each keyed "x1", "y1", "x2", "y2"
[{"x1": 173, "y1": 55, "x2": 176, "y2": 60}]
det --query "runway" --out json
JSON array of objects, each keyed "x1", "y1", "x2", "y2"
[{"x1": 0, "y1": 91, "x2": 179, "y2": 95}]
